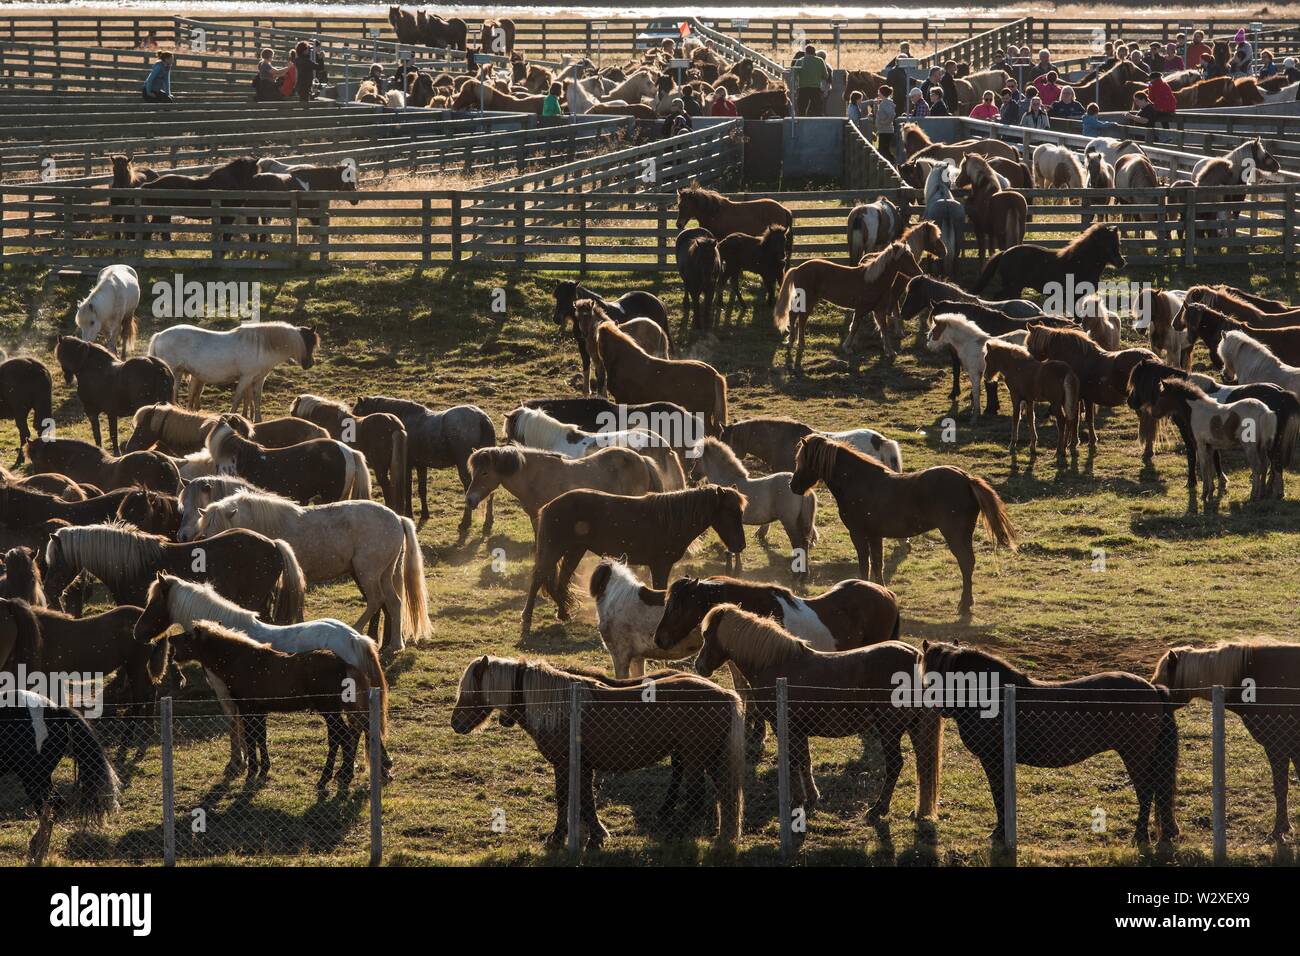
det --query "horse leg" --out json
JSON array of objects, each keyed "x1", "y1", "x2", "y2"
[
  {"x1": 187, "y1": 379, "x2": 206, "y2": 411},
  {"x1": 1009, "y1": 398, "x2": 1022, "y2": 455},
  {"x1": 581, "y1": 765, "x2": 608, "y2": 848},
  {"x1": 89, "y1": 412, "x2": 103, "y2": 449},
  {"x1": 456, "y1": 460, "x2": 476, "y2": 540},
  {"x1": 848, "y1": 526, "x2": 876, "y2": 581},
  {"x1": 380, "y1": 559, "x2": 406, "y2": 654},
  {"x1": 352, "y1": 569, "x2": 388, "y2": 648},
  {"x1": 417, "y1": 467, "x2": 430, "y2": 524},
  {"x1": 1026, "y1": 400, "x2": 1039, "y2": 457},
  {"x1": 865, "y1": 725, "x2": 905, "y2": 822},
  {"x1": 795, "y1": 732, "x2": 819, "y2": 816},
  {"x1": 1085, "y1": 400, "x2": 1097, "y2": 449},
  {"x1": 942, "y1": 519, "x2": 978, "y2": 616},
  {"x1": 949, "y1": 350, "x2": 962, "y2": 400},
  {"x1": 1268, "y1": 748, "x2": 1293, "y2": 840},
  {"x1": 241, "y1": 712, "x2": 261, "y2": 780},
  {"x1": 547, "y1": 765, "x2": 569, "y2": 847},
  {"x1": 318, "y1": 712, "x2": 341, "y2": 789},
  {"x1": 977, "y1": 751, "x2": 1008, "y2": 844},
  {"x1": 228, "y1": 376, "x2": 256, "y2": 416}
]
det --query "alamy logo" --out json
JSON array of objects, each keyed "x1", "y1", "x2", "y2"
[
  {"x1": 1, "y1": 666, "x2": 104, "y2": 718},
  {"x1": 152, "y1": 274, "x2": 261, "y2": 321},
  {"x1": 593, "y1": 405, "x2": 705, "y2": 457},
  {"x1": 49, "y1": 886, "x2": 152, "y2": 936},
  {"x1": 890, "y1": 667, "x2": 1001, "y2": 718}
]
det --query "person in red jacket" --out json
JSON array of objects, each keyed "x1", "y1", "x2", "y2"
[
  {"x1": 1139, "y1": 71, "x2": 1177, "y2": 127},
  {"x1": 709, "y1": 88, "x2": 738, "y2": 117}
]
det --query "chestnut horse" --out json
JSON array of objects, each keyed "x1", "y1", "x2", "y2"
[
  {"x1": 26, "y1": 438, "x2": 179, "y2": 494},
  {"x1": 0, "y1": 356, "x2": 53, "y2": 465},
  {"x1": 596, "y1": 320, "x2": 728, "y2": 436}
]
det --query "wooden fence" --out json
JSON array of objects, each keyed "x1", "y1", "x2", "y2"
[
  {"x1": 844, "y1": 122, "x2": 907, "y2": 191},
  {"x1": 919, "y1": 19, "x2": 1033, "y2": 72}
]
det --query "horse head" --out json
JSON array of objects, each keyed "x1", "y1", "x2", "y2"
[
  {"x1": 135, "y1": 573, "x2": 177, "y2": 642},
  {"x1": 654, "y1": 577, "x2": 703, "y2": 650},
  {"x1": 710, "y1": 486, "x2": 748, "y2": 555},
  {"x1": 451, "y1": 655, "x2": 500, "y2": 734}
]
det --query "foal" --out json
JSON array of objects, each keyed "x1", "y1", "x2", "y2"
[
  {"x1": 718, "y1": 225, "x2": 788, "y2": 316},
  {"x1": 983, "y1": 338, "x2": 1080, "y2": 457},
  {"x1": 55, "y1": 336, "x2": 175, "y2": 455},
  {"x1": 573, "y1": 300, "x2": 669, "y2": 396},
  {"x1": 1153, "y1": 378, "x2": 1277, "y2": 503}
]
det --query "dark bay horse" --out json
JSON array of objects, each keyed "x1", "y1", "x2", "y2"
[
  {"x1": 790, "y1": 435, "x2": 1015, "y2": 616},
  {"x1": 676, "y1": 227, "x2": 722, "y2": 331},
  {"x1": 115, "y1": 488, "x2": 182, "y2": 537},
  {"x1": 553, "y1": 280, "x2": 672, "y2": 390},
  {"x1": 0, "y1": 483, "x2": 133, "y2": 528},
  {"x1": 1177, "y1": 302, "x2": 1300, "y2": 369},
  {"x1": 139, "y1": 156, "x2": 259, "y2": 241},
  {"x1": 206, "y1": 418, "x2": 364, "y2": 505},
  {"x1": 718, "y1": 225, "x2": 788, "y2": 315},
  {"x1": 677, "y1": 183, "x2": 793, "y2": 268},
  {"x1": 0, "y1": 356, "x2": 54, "y2": 465},
  {"x1": 55, "y1": 336, "x2": 174, "y2": 455},
  {"x1": 291, "y1": 394, "x2": 410, "y2": 516},
  {"x1": 925, "y1": 641, "x2": 1179, "y2": 845},
  {"x1": 972, "y1": 224, "x2": 1127, "y2": 299},
  {"x1": 26, "y1": 438, "x2": 179, "y2": 494}
]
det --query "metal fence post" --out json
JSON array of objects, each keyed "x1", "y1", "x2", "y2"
[
  {"x1": 160, "y1": 695, "x2": 175, "y2": 867},
  {"x1": 368, "y1": 687, "x2": 383, "y2": 866},
  {"x1": 776, "y1": 677, "x2": 793, "y2": 859},
  {"x1": 1212, "y1": 683, "x2": 1226, "y2": 864},
  {"x1": 566, "y1": 682, "x2": 583, "y2": 856},
  {"x1": 1002, "y1": 683, "x2": 1017, "y2": 864}
]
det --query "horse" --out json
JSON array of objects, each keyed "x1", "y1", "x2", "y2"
[
  {"x1": 689, "y1": 438, "x2": 817, "y2": 569},
  {"x1": 1113, "y1": 153, "x2": 1161, "y2": 234},
  {"x1": 675, "y1": 228, "x2": 723, "y2": 331},
  {"x1": 677, "y1": 184, "x2": 793, "y2": 268},
  {"x1": 26, "y1": 438, "x2": 179, "y2": 494},
  {"x1": 256, "y1": 159, "x2": 359, "y2": 203},
  {"x1": 588, "y1": 560, "x2": 706, "y2": 679},
  {"x1": 0, "y1": 690, "x2": 119, "y2": 864},
  {"x1": 206, "y1": 418, "x2": 369, "y2": 505},
  {"x1": 1076, "y1": 293, "x2": 1121, "y2": 350},
  {"x1": 572, "y1": 300, "x2": 668, "y2": 397},
  {"x1": 451, "y1": 79, "x2": 546, "y2": 113},
  {"x1": 1026, "y1": 325, "x2": 1156, "y2": 451},
  {"x1": 480, "y1": 17, "x2": 516, "y2": 53},
  {"x1": 956, "y1": 153, "x2": 1028, "y2": 262},
  {"x1": 352, "y1": 396, "x2": 495, "y2": 535},
  {"x1": 520, "y1": 486, "x2": 747, "y2": 637},
  {"x1": 973, "y1": 224, "x2": 1126, "y2": 300},
  {"x1": 54, "y1": 336, "x2": 174, "y2": 455},
  {"x1": 1153, "y1": 641, "x2": 1300, "y2": 840},
  {"x1": 139, "y1": 157, "x2": 259, "y2": 241},
  {"x1": 166, "y1": 621, "x2": 381, "y2": 787},
  {"x1": 42, "y1": 521, "x2": 305, "y2": 623},
  {"x1": 522, "y1": 398, "x2": 700, "y2": 455},
  {"x1": 719, "y1": 416, "x2": 902, "y2": 473},
  {"x1": 790, "y1": 435, "x2": 1016, "y2": 616},
  {"x1": 109, "y1": 156, "x2": 157, "y2": 240},
  {"x1": 1073, "y1": 60, "x2": 1149, "y2": 110},
  {"x1": 147, "y1": 322, "x2": 318, "y2": 420},
  {"x1": 983, "y1": 338, "x2": 1081, "y2": 457},
  {"x1": 123, "y1": 402, "x2": 328, "y2": 455},
  {"x1": 1182, "y1": 285, "x2": 1300, "y2": 333},
  {"x1": 846, "y1": 198, "x2": 904, "y2": 263},
  {"x1": 115, "y1": 488, "x2": 181, "y2": 537},
  {"x1": 901, "y1": 123, "x2": 1020, "y2": 163},
  {"x1": 1085, "y1": 137, "x2": 1146, "y2": 169},
  {"x1": 290, "y1": 395, "x2": 410, "y2": 515},
  {"x1": 896, "y1": 275, "x2": 1042, "y2": 342},
  {"x1": 772, "y1": 242, "x2": 922, "y2": 369},
  {"x1": 695, "y1": 605, "x2": 942, "y2": 823},
  {"x1": 465, "y1": 445, "x2": 662, "y2": 535},
  {"x1": 926, "y1": 312, "x2": 1010, "y2": 423},
  {"x1": 0, "y1": 546, "x2": 45, "y2": 606},
  {"x1": 597, "y1": 320, "x2": 728, "y2": 436},
  {"x1": 503, "y1": 406, "x2": 685, "y2": 489},
  {"x1": 191, "y1": 490, "x2": 430, "y2": 655},
  {"x1": 1031, "y1": 143, "x2": 1085, "y2": 189},
  {"x1": 75, "y1": 265, "x2": 138, "y2": 357},
  {"x1": 1135, "y1": 288, "x2": 1190, "y2": 368},
  {"x1": 1179, "y1": 304, "x2": 1300, "y2": 369},
  {"x1": 925, "y1": 640, "x2": 1179, "y2": 845},
  {"x1": 1152, "y1": 377, "x2": 1278, "y2": 502},
  {"x1": 923, "y1": 163, "x2": 966, "y2": 276},
  {"x1": 451, "y1": 655, "x2": 744, "y2": 848},
  {"x1": 0, "y1": 483, "x2": 133, "y2": 529},
  {"x1": 733, "y1": 88, "x2": 790, "y2": 119},
  {"x1": 553, "y1": 280, "x2": 672, "y2": 390},
  {"x1": 717, "y1": 226, "x2": 788, "y2": 317},
  {"x1": 0, "y1": 356, "x2": 53, "y2": 465}
]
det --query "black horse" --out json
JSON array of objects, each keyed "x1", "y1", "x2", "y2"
[
  {"x1": 972, "y1": 223, "x2": 1126, "y2": 299},
  {"x1": 0, "y1": 357, "x2": 53, "y2": 466},
  {"x1": 54, "y1": 336, "x2": 174, "y2": 455}
]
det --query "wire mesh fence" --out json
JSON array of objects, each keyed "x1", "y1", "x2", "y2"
[{"x1": 3, "y1": 681, "x2": 1299, "y2": 864}]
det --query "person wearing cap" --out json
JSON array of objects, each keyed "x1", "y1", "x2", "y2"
[
  {"x1": 906, "y1": 85, "x2": 929, "y2": 118},
  {"x1": 142, "y1": 49, "x2": 174, "y2": 102},
  {"x1": 1049, "y1": 84, "x2": 1085, "y2": 119},
  {"x1": 1230, "y1": 36, "x2": 1254, "y2": 75},
  {"x1": 926, "y1": 86, "x2": 950, "y2": 116}
]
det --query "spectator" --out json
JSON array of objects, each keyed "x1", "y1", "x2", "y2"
[
  {"x1": 1202, "y1": 53, "x2": 1226, "y2": 80},
  {"x1": 1163, "y1": 43, "x2": 1184, "y2": 72},
  {"x1": 1082, "y1": 101, "x2": 1124, "y2": 136},
  {"x1": 883, "y1": 41, "x2": 911, "y2": 71},
  {"x1": 969, "y1": 90, "x2": 999, "y2": 120},
  {"x1": 1187, "y1": 31, "x2": 1211, "y2": 74},
  {"x1": 661, "y1": 97, "x2": 692, "y2": 137},
  {"x1": 873, "y1": 85, "x2": 897, "y2": 161},
  {"x1": 794, "y1": 43, "x2": 828, "y2": 115},
  {"x1": 1021, "y1": 95, "x2": 1050, "y2": 129},
  {"x1": 1050, "y1": 85, "x2": 1085, "y2": 119},
  {"x1": 256, "y1": 47, "x2": 279, "y2": 101},
  {"x1": 683, "y1": 88, "x2": 703, "y2": 117},
  {"x1": 998, "y1": 87, "x2": 1022, "y2": 125},
  {"x1": 142, "y1": 50, "x2": 174, "y2": 102},
  {"x1": 919, "y1": 66, "x2": 943, "y2": 105},
  {"x1": 907, "y1": 86, "x2": 929, "y2": 118},
  {"x1": 294, "y1": 40, "x2": 314, "y2": 104},
  {"x1": 542, "y1": 81, "x2": 562, "y2": 116},
  {"x1": 1259, "y1": 49, "x2": 1278, "y2": 78},
  {"x1": 991, "y1": 48, "x2": 1012, "y2": 74},
  {"x1": 1147, "y1": 42, "x2": 1167, "y2": 73},
  {"x1": 136, "y1": 30, "x2": 158, "y2": 50},
  {"x1": 886, "y1": 61, "x2": 909, "y2": 118},
  {"x1": 1005, "y1": 75, "x2": 1025, "y2": 104},
  {"x1": 1230, "y1": 37, "x2": 1254, "y2": 75},
  {"x1": 279, "y1": 49, "x2": 298, "y2": 99},
  {"x1": 1285, "y1": 57, "x2": 1300, "y2": 83},
  {"x1": 1146, "y1": 70, "x2": 1177, "y2": 115},
  {"x1": 393, "y1": 53, "x2": 412, "y2": 91},
  {"x1": 846, "y1": 89, "x2": 867, "y2": 122},
  {"x1": 311, "y1": 40, "x2": 328, "y2": 85},
  {"x1": 710, "y1": 88, "x2": 737, "y2": 117},
  {"x1": 1127, "y1": 90, "x2": 1170, "y2": 128},
  {"x1": 927, "y1": 86, "x2": 950, "y2": 116},
  {"x1": 943, "y1": 60, "x2": 961, "y2": 108},
  {"x1": 1032, "y1": 70, "x2": 1062, "y2": 106},
  {"x1": 1029, "y1": 48, "x2": 1056, "y2": 80}
]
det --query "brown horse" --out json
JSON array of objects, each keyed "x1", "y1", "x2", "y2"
[
  {"x1": 1026, "y1": 324, "x2": 1157, "y2": 451},
  {"x1": 972, "y1": 223, "x2": 1126, "y2": 299},
  {"x1": 902, "y1": 123, "x2": 1020, "y2": 163},
  {"x1": 573, "y1": 300, "x2": 669, "y2": 396},
  {"x1": 790, "y1": 435, "x2": 1015, "y2": 616},
  {"x1": 140, "y1": 157, "x2": 259, "y2": 241},
  {"x1": 0, "y1": 546, "x2": 45, "y2": 606},
  {"x1": 1178, "y1": 303, "x2": 1300, "y2": 369},
  {"x1": 520, "y1": 486, "x2": 747, "y2": 636},
  {"x1": 956, "y1": 153, "x2": 1027, "y2": 261},
  {"x1": 55, "y1": 337, "x2": 174, "y2": 455},
  {"x1": 1183, "y1": 285, "x2": 1300, "y2": 330},
  {"x1": 451, "y1": 79, "x2": 545, "y2": 113},
  {"x1": 116, "y1": 489, "x2": 181, "y2": 537},
  {"x1": 772, "y1": 241, "x2": 922, "y2": 370},
  {"x1": 596, "y1": 320, "x2": 728, "y2": 436},
  {"x1": 206, "y1": 418, "x2": 367, "y2": 505},
  {"x1": 167, "y1": 622, "x2": 379, "y2": 788},
  {"x1": 123, "y1": 403, "x2": 327, "y2": 456},
  {"x1": 677, "y1": 184, "x2": 793, "y2": 268},
  {"x1": 0, "y1": 357, "x2": 54, "y2": 466},
  {"x1": 452, "y1": 655, "x2": 744, "y2": 848},
  {"x1": 732, "y1": 89, "x2": 790, "y2": 119},
  {"x1": 290, "y1": 395, "x2": 410, "y2": 515},
  {"x1": 0, "y1": 483, "x2": 133, "y2": 529},
  {"x1": 26, "y1": 438, "x2": 179, "y2": 494},
  {"x1": 983, "y1": 338, "x2": 1080, "y2": 457},
  {"x1": 676, "y1": 227, "x2": 722, "y2": 331},
  {"x1": 928, "y1": 641, "x2": 1179, "y2": 845},
  {"x1": 109, "y1": 154, "x2": 157, "y2": 239},
  {"x1": 480, "y1": 17, "x2": 515, "y2": 52},
  {"x1": 1153, "y1": 641, "x2": 1300, "y2": 840},
  {"x1": 696, "y1": 605, "x2": 942, "y2": 823}
]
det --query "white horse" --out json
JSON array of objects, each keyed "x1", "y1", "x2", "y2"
[
  {"x1": 178, "y1": 475, "x2": 266, "y2": 539},
  {"x1": 923, "y1": 163, "x2": 965, "y2": 276},
  {"x1": 147, "y1": 322, "x2": 319, "y2": 420},
  {"x1": 1075, "y1": 293, "x2": 1121, "y2": 350},
  {"x1": 607, "y1": 70, "x2": 657, "y2": 103},
  {"x1": 820, "y1": 428, "x2": 903, "y2": 471},
  {"x1": 1135, "y1": 288, "x2": 1189, "y2": 367},
  {"x1": 926, "y1": 312, "x2": 997, "y2": 422},
  {"x1": 846, "y1": 198, "x2": 902, "y2": 263},
  {"x1": 1219, "y1": 330, "x2": 1300, "y2": 398},
  {"x1": 192, "y1": 489, "x2": 431, "y2": 654},
  {"x1": 503, "y1": 406, "x2": 686, "y2": 488},
  {"x1": 1158, "y1": 380, "x2": 1276, "y2": 502},
  {"x1": 689, "y1": 437, "x2": 818, "y2": 566},
  {"x1": 1085, "y1": 137, "x2": 1146, "y2": 169},
  {"x1": 76, "y1": 264, "x2": 139, "y2": 356},
  {"x1": 1031, "y1": 143, "x2": 1085, "y2": 190}
]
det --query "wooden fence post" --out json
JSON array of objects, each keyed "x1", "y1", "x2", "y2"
[
  {"x1": 422, "y1": 195, "x2": 432, "y2": 264},
  {"x1": 1212, "y1": 684, "x2": 1226, "y2": 864},
  {"x1": 451, "y1": 193, "x2": 462, "y2": 264}
]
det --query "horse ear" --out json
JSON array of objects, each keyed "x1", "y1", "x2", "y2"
[{"x1": 922, "y1": 639, "x2": 931, "y2": 651}]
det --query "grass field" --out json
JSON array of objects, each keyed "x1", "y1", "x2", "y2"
[{"x1": 2, "y1": 245, "x2": 1300, "y2": 867}]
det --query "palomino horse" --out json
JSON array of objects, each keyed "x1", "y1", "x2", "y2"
[
  {"x1": 26, "y1": 438, "x2": 179, "y2": 494},
  {"x1": 520, "y1": 485, "x2": 747, "y2": 636},
  {"x1": 451, "y1": 655, "x2": 744, "y2": 848},
  {"x1": 790, "y1": 435, "x2": 1016, "y2": 616},
  {"x1": 1153, "y1": 641, "x2": 1300, "y2": 840},
  {"x1": 1151, "y1": 379, "x2": 1276, "y2": 503},
  {"x1": 596, "y1": 320, "x2": 728, "y2": 436},
  {"x1": 925, "y1": 641, "x2": 1179, "y2": 846},
  {"x1": 677, "y1": 184, "x2": 793, "y2": 268},
  {"x1": 290, "y1": 394, "x2": 410, "y2": 515},
  {"x1": 0, "y1": 355, "x2": 53, "y2": 465},
  {"x1": 206, "y1": 418, "x2": 369, "y2": 505},
  {"x1": 55, "y1": 336, "x2": 174, "y2": 455},
  {"x1": 972, "y1": 223, "x2": 1126, "y2": 299},
  {"x1": 124, "y1": 403, "x2": 327, "y2": 455},
  {"x1": 695, "y1": 605, "x2": 942, "y2": 824}
]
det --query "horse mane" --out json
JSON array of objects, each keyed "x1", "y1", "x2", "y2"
[
  {"x1": 932, "y1": 311, "x2": 987, "y2": 340},
  {"x1": 862, "y1": 241, "x2": 908, "y2": 283},
  {"x1": 595, "y1": 318, "x2": 647, "y2": 365},
  {"x1": 1198, "y1": 285, "x2": 1258, "y2": 316},
  {"x1": 572, "y1": 298, "x2": 610, "y2": 331},
  {"x1": 249, "y1": 322, "x2": 314, "y2": 363},
  {"x1": 510, "y1": 406, "x2": 578, "y2": 447},
  {"x1": 902, "y1": 221, "x2": 940, "y2": 245},
  {"x1": 650, "y1": 486, "x2": 745, "y2": 533},
  {"x1": 1030, "y1": 324, "x2": 1106, "y2": 360},
  {"x1": 678, "y1": 182, "x2": 724, "y2": 213},
  {"x1": 1220, "y1": 329, "x2": 1285, "y2": 374},
  {"x1": 1158, "y1": 376, "x2": 1209, "y2": 404},
  {"x1": 702, "y1": 604, "x2": 812, "y2": 667},
  {"x1": 1152, "y1": 639, "x2": 1286, "y2": 689},
  {"x1": 152, "y1": 573, "x2": 257, "y2": 632},
  {"x1": 590, "y1": 558, "x2": 643, "y2": 605},
  {"x1": 1061, "y1": 223, "x2": 1110, "y2": 256},
  {"x1": 293, "y1": 393, "x2": 350, "y2": 422},
  {"x1": 697, "y1": 436, "x2": 749, "y2": 480},
  {"x1": 52, "y1": 521, "x2": 163, "y2": 592},
  {"x1": 901, "y1": 122, "x2": 931, "y2": 146},
  {"x1": 467, "y1": 656, "x2": 581, "y2": 732},
  {"x1": 204, "y1": 489, "x2": 304, "y2": 537},
  {"x1": 205, "y1": 419, "x2": 242, "y2": 459}
]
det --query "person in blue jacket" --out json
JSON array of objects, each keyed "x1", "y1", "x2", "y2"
[
  {"x1": 1081, "y1": 102, "x2": 1124, "y2": 136},
  {"x1": 142, "y1": 50, "x2": 174, "y2": 102}
]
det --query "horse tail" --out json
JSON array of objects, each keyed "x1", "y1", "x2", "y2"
[
  {"x1": 1063, "y1": 370, "x2": 1081, "y2": 447},
  {"x1": 968, "y1": 474, "x2": 1017, "y2": 550},
  {"x1": 122, "y1": 310, "x2": 138, "y2": 354},
  {"x1": 972, "y1": 250, "x2": 1004, "y2": 293},
  {"x1": 59, "y1": 706, "x2": 120, "y2": 824},
  {"x1": 717, "y1": 696, "x2": 745, "y2": 847},
  {"x1": 145, "y1": 632, "x2": 170, "y2": 684},
  {"x1": 846, "y1": 207, "x2": 865, "y2": 263},
  {"x1": 772, "y1": 268, "x2": 796, "y2": 333},
  {"x1": 1273, "y1": 400, "x2": 1300, "y2": 473},
  {"x1": 342, "y1": 447, "x2": 370, "y2": 501},
  {"x1": 889, "y1": 606, "x2": 901, "y2": 642},
  {"x1": 711, "y1": 374, "x2": 728, "y2": 435},
  {"x1": 271, "y1": 538, "x2": 307, "y2": 624},
  {"x1": 799, "y1": 488, "x2": 818, "y2": 548},
  {"x1": 908, "y1": 703, "x2": 944, "y2": 821},
  {"x1": 389, "y1": 428, "x2": 410, "y2": 516},
  {"x1": 400, "y1": 516, "x2": 433, "y2": 642}
]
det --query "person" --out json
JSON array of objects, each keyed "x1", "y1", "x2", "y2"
[
  {"x1": 872, "y1": 85, "x2": 897, "y2": 161},
  {"x1": 942, "y1": 60, "x2": 961, "y2": 109},
  {"x1": 1145, "y1": 70, "x2": 1177, "y2": 121},
  {"x1": 998, "y1": 87, "x2": 1022, "y2": 125},
  {"x1": 142, "y1": 50, "x2": 174, "y2": 102},
  {"x1": 919, "y1": 66, "x2": 943, "y2": 105},
  {"x1": 926, "y1": 86, "x2": 950, "y2": 116},
  {"x1": 906, "y1": 86, "x2": 929, "y2": 118},
  {"x1": 294, "y1": 40, "x2": 314, "y2": 104},
  {"x1": 256, "y1": 47, "x2": 279, "y2": 101},
  {"x1": 1021, "y1": 95, "x2": 1050, "y2": 129},
  {"x1": 661, "y1": 97, "x2": 691, "y2": 137},
  {"x1": 1258, "y1": 49, "x2": 1278, "y2": 78},
  {"x1": 683, "y1": 88, "x2": 702, "y2": 117},
  {"x1": 1187, "y1": 31, "x2": 1211, "y2": 75},
  {"x1": 1284, "y1": 57, "x2": 1300, "y2": 83},
  {"x1": 1029, "y1": 48, "x2": 1056, "y2": 80},
  {"x1": 393, "y1": 53, "x2": 413, "y2": 91},
  {"x1": 991, "y1": 48, "x2": 1012, "y2": 74},
  {"x1": 1032, "y1": 70, "x2": 1062, "y2": 107},
  {"x1": 137, "y1": 30, "x2": 158, "y2": 50},
  {"x1": 710, "y1": 87, "x2": 737, "y2": 117},
  {"x1": 794, "y1": 43, "x2": 828, "y2": 116},
  {"x1": 1005, "y1": 75, "x2": 1025, "y2": 104},
  {"x1": 1201, "y1": 52, "x2": 1226, "y2": 80},
  {"x1": 1050, "y1": 85, "x2": 1085, "y2": 119},
  {"x1": 1126, "y1": 90, "x2": 1170, "y2": 128},
  {"x1": 1147, "y1": 42, "x2": 1167, "y2": 74},
  {"x1": 886, "y1": 62, "x2": 909, "y2": 118},
  {"x1": 846, "y1": 89, "x2": 867, "y2": 122},
  {"x1": 310, "y1": 39, "x2": 328, "y2": 87},
  {"x1": 1082, "y1": 102, "x2": 1123, "y2": 136},
  {"x1": 883, "y1": 41, "x2": 911, "y2": 71},
  {"x1": 279, "y1": 49, "x2": 298, "y2": 99},
  {"x1": 542, "y1": 81, "x2": 562, "y2": 116},
  {"x1": 969, "y1": 89, "x2": 999, "y2": 120}
]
